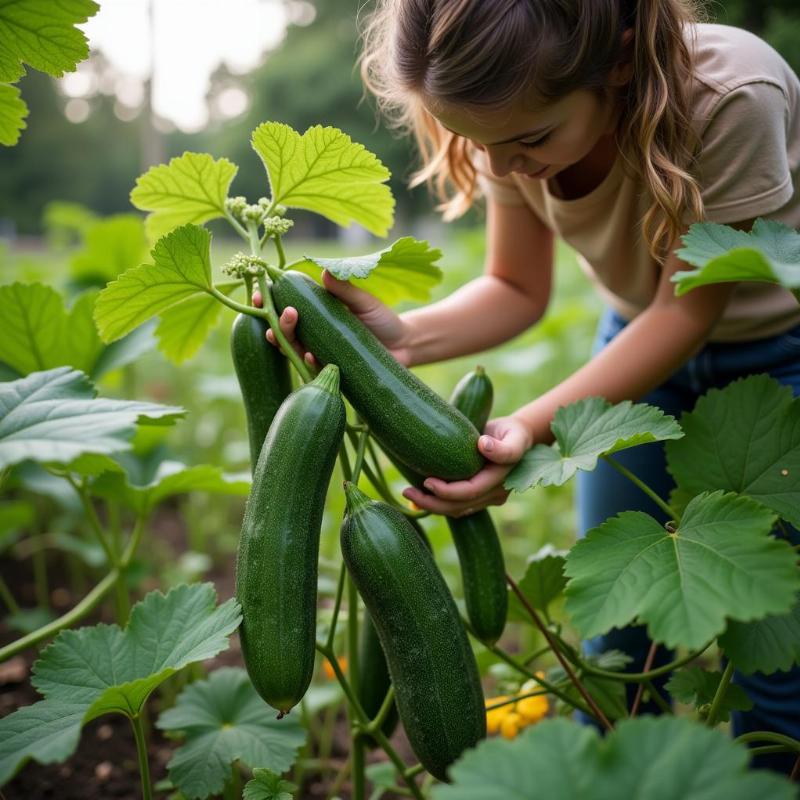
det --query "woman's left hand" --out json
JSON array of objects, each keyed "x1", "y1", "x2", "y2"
[{"x1": 402, "y1": 415, "x2": 533, "y2": 517}]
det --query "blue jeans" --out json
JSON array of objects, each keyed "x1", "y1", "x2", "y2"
[{"x1": 575, "y1": 307, "x2": 800, "y2": 774}]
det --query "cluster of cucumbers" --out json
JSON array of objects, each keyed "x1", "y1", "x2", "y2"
[{"x1": 232, "y1": 269, "x2": 508, "y2": 781}]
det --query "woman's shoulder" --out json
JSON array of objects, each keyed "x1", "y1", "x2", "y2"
[{"x1": 687, "y1": 22, "x2": 797, "y2": 101}]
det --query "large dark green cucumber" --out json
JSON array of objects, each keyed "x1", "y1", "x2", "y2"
[
  {"x1": 448, "y1": 366, "x2": 507, "y2": 644},
  {"x1": 341, "y1": 484, "x2": 485, "y2": 780},
  {"x1": 236, "y1": 364, "x2": 345, "y2": 714},
  {"x1": 357, "y1": 518, "x2": 430, "y2": 746},
  {"x1": 230, "y1": 312, "x2": 292, "y2": 470},
  {"x1": 269, "y1": 269, "x2": 482, "y2": 480}
]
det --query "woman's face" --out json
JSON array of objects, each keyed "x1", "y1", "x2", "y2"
[{"x1": 425, "y1": 88, "x2": 620, "y2": 181}]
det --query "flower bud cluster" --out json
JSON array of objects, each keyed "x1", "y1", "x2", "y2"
[
  {"x1": 222, "y1": 252, "x2": 268, "y2": 279},
  {"x1": 263, "y1": 216, "x2": 294, "y2": 236}
]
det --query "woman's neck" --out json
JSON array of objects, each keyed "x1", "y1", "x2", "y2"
[{"x1": 549, "y1": 132, "x2": 618, "y2": 200}]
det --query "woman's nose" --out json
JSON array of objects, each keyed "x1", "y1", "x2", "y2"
[{"x1": 486, "y1": 147, "x2": 532, "y2": 178}]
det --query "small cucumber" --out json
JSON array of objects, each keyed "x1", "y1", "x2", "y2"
[
  {"x1": 236, "y1": 364, "x2": 345, "y2": 714},
  {"x1": 230, "y1": 313, "x2": 292, "y2": 469},
  {"x1": 341, "y1": 484, "x2": 485, "y2": 780},
  {"x1": 448, "y1": 367, "x2": 507, "y2": 644},
  {"x1": 269, "y1": 269, "x2": 482, "y2": 480}
]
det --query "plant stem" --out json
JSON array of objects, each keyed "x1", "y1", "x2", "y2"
[
  {"x1": 273, "y1": 234, "x2": 287, "y2": 268},
  {"x1": 507, "y1": 573, "x2": 613, "y2": 731},
  {"x1": 790, "y1": 754, "x2": 800, "y2": 782},
  {"x1": 224, "y1": 209, "x2": 250, "y2": 241},
  {"x1": 31, "y1": 530, "x2": 49, "y2": 610},
  {"x1": 224, "y1": 763, "x2": 241, "y2": 800},
  {"x1": 602, "y1": 454, "x2": 678, "y2": 521},
  {"x1": 749, "y1": 745, "x2": 797, "y2": 757},
  {"x1": 630, "y1": 642, "x2": 658, "y2": 717},
  {"x1": 366, "y1": 685, "x2": 395, "y2": 734},
  {"x1": 0, "y1": 570, "x2": 118, "y2": 662},
  {"x1": 573, "y1": 640, "x2": 712, "y2": 682},
  {"x1": 485, "y1": 688, "x2": 550, "y2": 712},
  {"x1": 351, "y1": 425, "x2": 370, "y2": 484},
  {"x1": 0, "y1": 576, "x2": 20, "y2": 614},
  {"x1": 734, "y1": 732, "x2": 800, "y2": 752},
  {"x1": 347, "y1": 575, "x2": 365, "y2": 800},
  {"x1": 642, "y1": 680, "x2": 673, "y2": 714},
  {"x1": 325, "y1": 563, "x2": 347, "y2": 651},
  {"x1": 131, "y1": 713, "x2": 153, "y2": 800},
  {"x1": 705, "y1": 658, "x2": 735, "y2": 727}
]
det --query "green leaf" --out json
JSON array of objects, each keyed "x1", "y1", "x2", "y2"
[
  {"x1": 244, "y1": 768, "x2": 298, "y2": 800},
  {"x1": 665, "y1": 667, "x2": 752, "y2": 722},
  {"x1": 251, "y1": 122, "x2": 394, "y2": 236},
  {"x1": 0, "y1": 584, "x2": 240, "y2": 785},
  {"x1": 131, "y1": 152, "x2": 238, "y2": 240},
  {"x1": 157, "y1": 668, "x2": 304, "y2": 800},
  {"x1": 666, "y1": 374, "x2": 800, "y2": 528},
  {"x1": 507, "y1": 545, "x2": 567, "y2": 622},
  {"x1": 0, "y1": 0, "x2": 99, "y2": 83},
  {"x1": 719, "y1": 596, "x2": 800, "y2": 675},
  {"x1": 0, "y1": 367, "x2": 183, "y2": 470},
  {"x1": 155, "y1": 281, "x2": 239, "y2": 363},
  {"x1": 0, "y1": 83, "x2": 27, "y2": 145},
  {"x1": 94, "y1": 224, "x2": 213, "y2": 343},
  {"x1": 301, "y1": 237, "x2": 442, "y2": 304},
  {"x1": 91, "y1": 461, "x2": 249, "y2": 514},
  {"x1": 564, "y1": 491, "x2": 798, "y2": 649},
  {"x1": 90, "y1": 320, "x2": 158, "y2": 380},
  {"x1": 432, "y1": 716, "x2": 795, "y2": 800},
  {"x1": 70, "y1": 215, "x2": 149, "y2": 284},
  {"x1": 506, "y1": 398, "x2": 683, "y2": 491},
  {"x1": 673, "y1": 219, "x2": 800, "y2": 299}
]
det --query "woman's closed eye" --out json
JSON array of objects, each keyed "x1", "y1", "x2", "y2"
[{"x1": 520, "y1": 131, "x2": 553, "y2": 149}]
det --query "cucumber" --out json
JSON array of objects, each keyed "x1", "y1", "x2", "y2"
[
  {"x1": 449, "y1": 365, "x2": 493, "y2": 434},
  {"x1": 341, "y1": 484, "x2": 485, "y2": 780},
  {"x1": 269, "y1": 269, "x2": 482, "y2": 480},
  {"x1": 236, "y1": 364, "x2": 345, "y2": 714},
  {"x1": 357, "y1": 518, "x2": 430, "y2": 746},
  {"x1": 230, "y1": 312, "x2": 292, "y2": 470},
  {"x1": 447, "y1": 366, "x2": 508, "y2": 644}
]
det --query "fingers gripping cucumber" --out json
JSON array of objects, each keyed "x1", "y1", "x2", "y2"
[
  {"x1": 230, "y1": 313, "x2": 292, "y2": 470},
  {"x1": 269, "y1": 269, "x2": 482, "y2": 480},
  {"x1": 236, "y1": 364, "x2": 345, "y2": 714},
  {"x1": 341, "y1": 484, "x2": 485, "y2": 780}
]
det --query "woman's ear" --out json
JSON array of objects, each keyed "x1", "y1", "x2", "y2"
[{"x1": 608, "y1": 28, "x2": 635, "y2": 87}]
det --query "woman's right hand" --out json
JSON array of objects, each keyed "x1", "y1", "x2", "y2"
[{"x1": 254, "y1": 270, "x2": 414, "y2": 366}]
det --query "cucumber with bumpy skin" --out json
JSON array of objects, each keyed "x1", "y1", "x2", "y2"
[
  {"x1": 236, "y1": 364, "x2": 345, "y2": 715},
  {"x1": 269, "y1": 268, "x2": 482, "y2": 480},
  {"x1": 341, "y1": 484, "x2": 485, "y2": 780},
  {"x1": 230, "y1": 312, "x2": 292, "y2": 470},
  {"x1": 449, "y1": 365, "x2": 493, "y2": 434}
]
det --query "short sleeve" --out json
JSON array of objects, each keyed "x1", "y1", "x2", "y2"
[
  {"x1": 694, "y1": 81, "x2": 793, "y2": 223},
  {"x1": 471, "y1": 148, "x2": 526, "y2": 207}
]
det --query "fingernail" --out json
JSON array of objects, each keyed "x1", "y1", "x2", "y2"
[
  {"x1": 423, "y1": 479, "x2": 435, "y2": 491},
  {"x1": 480, "y1": 436, "x2": 493, "y2": 452}
]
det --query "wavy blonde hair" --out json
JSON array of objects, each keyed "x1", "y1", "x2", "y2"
[{"x1": 359, "y1": 0, "x2": 705, "y2": 262}]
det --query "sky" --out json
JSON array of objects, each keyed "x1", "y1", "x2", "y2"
[{"x1": 63, "y1": 0, "x2": 313, "y2": 131}]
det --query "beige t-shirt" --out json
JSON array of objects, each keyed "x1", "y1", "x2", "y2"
[{"x1": 475, "y1": 23, "x2": 800, "y2": 341}]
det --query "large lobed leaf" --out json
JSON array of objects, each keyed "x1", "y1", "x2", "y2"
[
  {"x1": 0, "y1": 82, "x2": 26, "y2": 145},
  {"x1": 157, "y1": 668, "x2": 305, "y2": 799},
  {"x1": 673, "y1": 219, "x2": 800, "y2": 300},
  {"x1": 244, "y1": 769, "x2": 298, "y2": 800},
  {"x1": 94, "y1": 224, "x2": 213, "y2": 343},
  {"x1": 131, "y1": 152, "x2": 238, "y2": 240},
  {"x1": 507, "y1": 544, "x2": 567, "y2": 622},
  {"x1": 665, "y1": 666, "x2": 752, "y2": 722},
  {"x1": 69, "y1": 214, "x2": 149, "y2": 283},
  {"x1": 0, "y1": 584, "x2": 241, "y2": 784},
  {"x1": 0, "y1": 367, "x2": 182, "y2": 470},
  {"x1": 666, "y1": 374, "x2": 800, "y2": 528},
  {"x1": 251, "y1": 122, "x2": 394, "y2": 236},
  {"x1": 564, "y1": 491, "x2": 798, "y2": 649},
  {"x1": 432, "y1": 716, "x2": 795, "y2": 799},
  {"x1": 506, "y1": 397, "x2": 683, "y2": 491},
  {"x1": 299, "y1": 237, "x2": 442, "y2": 305}
]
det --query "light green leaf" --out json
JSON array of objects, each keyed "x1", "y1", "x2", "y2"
[
  {"x1": 94, "y1": 224, "x2": 213, "y2": 343},
  {"x1": 0, "y1": 367, "x2": 183, "y2": 470},
  {"x1": 157, "y1": 668, "x2": 304, "y2": 800},
  {"x1": 0, "y1": 83, "x2": 27, "y2": 145},
  {"x1": 564, "y1": 491, "x2": 798, "y2": 649},
  {"x1": 90, "y1": 320, "x2": 158, "y2": 380},
  {"x1": 0, "y1": 0, "x2": 99, "y2": 83},
  {"x1": 155, "y1": 281, "x2": 239, "y2": 363},
  {"x1": 719, "y1": 596, "x2": 800, "y2": 675},
  {"x1": 91, "y1": 461, "x2": 249, "y2": 514},
  {"x1": 666, "y1": 374, "x2": 800, "y2": 528},
  {"x1": 673, "y1": 219, "x2": 800, "y2": 299},
  {"x1": 244, "y1": 768, "x2": 298, "y2": 800},
  {"x1": 0, "y1": 584, "x2": 240, "y2": 785},
  {"x1": 70, "y1": 214, "x2": 149, "y2": 283},
  {"x1": 301, "y1": 237, "x2": 442, "y2": 304},
  {"x1": 251, "y1": 122, "x2": 393, "y2": 236},
  {"x1": 432, "y1": 716, "x2": 795, "y2": 800},
  {"x1": 507, "y1": 545, "x2": 567, "y2": 622},
  {"x1": 665, "y1": 667, "x2": 752, "y2": 722},
  {"x1": 130, "y1": 152, "x2": 238, "y2": 240},
  {"x1": 506, "y1": 398, "x2": 683, "y2": 492}
]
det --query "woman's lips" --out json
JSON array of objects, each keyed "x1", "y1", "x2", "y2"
[{"x1": 525, "y1": 165, "x2": 548, "y2": 178}]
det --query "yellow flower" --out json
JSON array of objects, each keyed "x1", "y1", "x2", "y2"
[
  {"x1": 485, "y1": 695, "x2": 513, "y2": 734},
  {"x1": 500, "y1": 711, "x2": 523, "y2": 740},
  {"x1": 516, "y1": 694, "x2": 549, "y2": 724}
]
